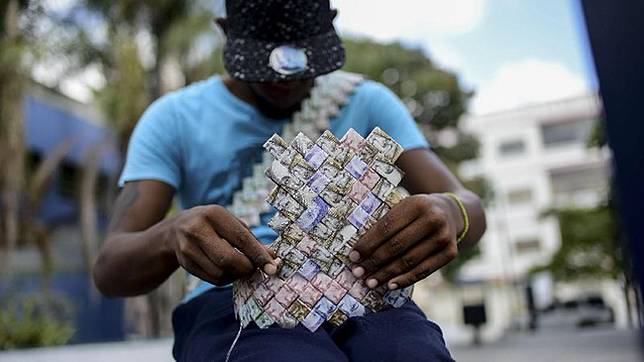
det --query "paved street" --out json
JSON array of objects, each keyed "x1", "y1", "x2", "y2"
[
  {"x1": 0, "y1": 339, "x2": 175, "y2": 362},
  {"x1": 0, "y1": 327, "x2": 640, "y2": 361},
  {"x1": 451, "y1": 327, "x2": 641, "y2": 362}
]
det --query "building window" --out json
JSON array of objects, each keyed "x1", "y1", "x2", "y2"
[
  {"x1": 549, "y1": 165, "x2": 609, "y2": 206},
  {"x1": 507, "y1": 188, "x2": 533, "y2": 205},
  {"x1": 541, "y1": 118, "x2": 594, "y2": 148},
  {"x1": 515, "y1": 238, "x2": 541, "y2": 254},
  {"x1": 498, "y1": 139, "x2": 526, "y2": 157}
]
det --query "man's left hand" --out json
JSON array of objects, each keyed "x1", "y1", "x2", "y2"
[{"x1": 349, "y1": 194, "x2": 463, "y2": 290}]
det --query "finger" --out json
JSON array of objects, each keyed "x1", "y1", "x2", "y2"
[
  {"x1": 206, "y1": 208, "x2": 278, "y2": 274},
  {"x1": 175, "y1": 233, "x2": 225, "y2": 283},
  {"x1": 262, "y1": 245, "x2": 283, "y2": 268},
  {"x1": 356, "y1": 216, "x2": 435, "y2": 276},
  {"x1": 363, "y1": 235, "x2": 441, "y2": 288},
  {"x1": 196, "y1": 235, "x2": 255, "y2": 277},
  {"x1": 238, "y1": 217, "x2": 252, "y2": 231},
  {"x1": 388, "y1": 245, "x2": 458, "y2": 289},
  {"x1": 178, "y1": 255, "x2": 217, "y2": 284},
  {"x1": 351, "y1": 200, "x2": 420, "y2": 263},
  {"x1": 176, "y1": 216, "x2": 249, "y2": 277}
]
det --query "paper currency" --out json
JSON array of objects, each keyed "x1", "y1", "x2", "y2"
[
  {"x1": 233, "y1": 127, "x2": 415, "y2": 332},
  {"x1": 366, "y1": 127, "x2": 404, "y2": 163}
]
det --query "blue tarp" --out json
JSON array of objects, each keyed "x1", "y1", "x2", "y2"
[
  {"x1": 22, "y1": 94, "x2": 120, "y2": 226},
  {"x1": 24, "y1": 95, "x2": 120, "y2": 174}
]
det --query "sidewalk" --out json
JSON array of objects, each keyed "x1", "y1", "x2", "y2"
[
  {"x1": 0, "y1": 327, "x2": 640, "y2": 361},
  {"x1": 450, "y1": 327, "x2": 641, "y2": 362},
  {"x1": 0, "y1": 339, "x2": 174, "y2": 362}
]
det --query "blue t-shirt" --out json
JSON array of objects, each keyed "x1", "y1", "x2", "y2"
[{"x1": 119, "y1": 75, "x2": 429, "y2": 300}]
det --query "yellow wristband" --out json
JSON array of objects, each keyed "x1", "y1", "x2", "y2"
[{"x1": 442, "y1": 192, "x2": 469, "y2": 244}]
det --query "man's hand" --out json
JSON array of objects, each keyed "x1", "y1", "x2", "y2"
[
  {"x1": 349, "y1": 194, "x2": 463, "y2": 290},
  {"x1": 168, "y1": 205, "x2": 279, "y2": 286}
]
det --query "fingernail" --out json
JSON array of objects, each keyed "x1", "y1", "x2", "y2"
[
  {"x1": 388, "y1": 282, "x2": 398, "y2": 290},
  {"x1": 366, "y1": 278, "x2": 378, "y2": 288},
  {"x1": 274, "y1": 258, "x2": 282, "y2": 265},
  {"x1": 352, "y1": 266, "x2": 365, "y2": 278},
  {"x1": 349, "y1": 251, "x2": 360, "y2": 262},
  {"x1": 263, "y1": 263, "x2": 277, "y2": 275}
]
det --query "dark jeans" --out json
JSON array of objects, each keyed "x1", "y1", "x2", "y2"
[{"x1": 172, "y1": 287, "x2": 454, "y2": 362}]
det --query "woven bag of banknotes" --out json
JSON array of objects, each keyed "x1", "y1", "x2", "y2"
[{"x1": 233, "y1": 127, "x2": 414, "y2": 332}]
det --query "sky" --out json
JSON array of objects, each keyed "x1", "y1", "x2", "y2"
[
  {"x1": 44, "y1": 0, "x2": 598, "y2": 116},
  {"x1": 332, "y1": 0, "x2": 598, "y2": 115}
]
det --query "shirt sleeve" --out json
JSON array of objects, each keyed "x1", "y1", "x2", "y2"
[
  {"x1": 118, "y1": 94, "x2": 182, "y2": 189},
  {"x1": 363, "y1": 81, "x2": 430, "y2": 151}
]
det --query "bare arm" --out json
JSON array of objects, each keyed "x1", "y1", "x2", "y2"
[
  {"x1": 93, "y1": 180, "x2": 278, "y2": 298},
  {"x1": 351, "y1": 148, "x2": 486, "y2": 289},
  {"x1": 93, "y1": 181, "x2": 178, "y2": 297}
]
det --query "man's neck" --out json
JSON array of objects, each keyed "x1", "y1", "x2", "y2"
[
  {"x1": 222, "y1": 75, "x2": 299, "y2": 120},
  {"x1": 222, "y1": 74, "x2": 257, "y2": 106}
]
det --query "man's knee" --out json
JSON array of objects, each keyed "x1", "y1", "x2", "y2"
[{"x1": 333, "y1": 305, "x2": 454, "y2": 362}]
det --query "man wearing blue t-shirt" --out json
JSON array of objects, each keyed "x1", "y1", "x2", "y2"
[{"x1": 93, "y1": 1, "x2": 486, "y2": 361}]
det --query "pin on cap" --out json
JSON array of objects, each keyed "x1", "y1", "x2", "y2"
[{"x1": 269, "y1": 46, "x2": 309, "y2": 75}]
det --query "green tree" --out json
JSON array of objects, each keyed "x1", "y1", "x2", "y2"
[
  {"x1": 342, "y1": 39, "x2": 469, "y2": 129},
  {"x1": 1, "y1": 0, "x2": 107, "y2": 285},
  {"x1": 0, "y1": 292, "x2": 75, "y2": 350},
  {"x1": 0, "y1": 0, "x2": 45, "y2": 278},
  {"x1": 0, "y1": 1, "x2": 78, "y2": 349},
  {"x1": 53, "y1": 0, "x2": 222, "y2": 146},
  {"x1": 534, "y1": 203, "x2": 622, "y2": 280}
]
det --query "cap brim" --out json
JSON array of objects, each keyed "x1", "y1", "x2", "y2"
[{"x1": 224, "y1": 30, "x2": 345, "y2": 83}]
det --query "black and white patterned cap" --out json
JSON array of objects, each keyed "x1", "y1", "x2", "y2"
[{"x1": 223, "y1": 0, "x2": 345, "y2": 83}]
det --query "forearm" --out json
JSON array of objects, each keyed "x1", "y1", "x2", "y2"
[{"x1": 93, "y1": 218, "x2": 179, "y2": 297}]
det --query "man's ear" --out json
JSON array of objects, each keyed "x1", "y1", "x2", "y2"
[{"x1": 215, "y1": 18, "x2": 228, "y2": 35}]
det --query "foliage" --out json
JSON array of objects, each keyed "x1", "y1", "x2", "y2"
[
  {"x1": 532, "y1": 202, "x2": 622, "y2": 281},
  {"x1": 342, "y1": 38, "x2": 471, "y2": 129},
  {"x1": 0, "y1": 0, "x2": 30, "y2": 37},
  {"x1": 0, "y1": 292, "x2": 75, "y2": 350},
  {"x1": 463, "y1": 176, "x2": 494, "y2": 207},
  {"x1": 0, "y1": 0, "x2": 45, "y2": 278},
  {"x1": 442, "y1": 245, "x2": 481, "y2": 282},
  {"x1": 587, "y1": 117, "x2": 607, "y2": 148},
  {"x1": 431, "y1": 132, "x2": 480, "y2": 167},
  {"x1": 94, "y1": 33, "x2": 149, "y2": 149},
  {"x1": 0, "y1": 1, "x2": 27, "y2": 274},
  {"x1": 51, "y1": 0, "x2": 222, "y2": 144}
]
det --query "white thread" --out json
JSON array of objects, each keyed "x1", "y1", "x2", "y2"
[{"x1": 224, "y1": 323, "x2": 243, "y2": 362}]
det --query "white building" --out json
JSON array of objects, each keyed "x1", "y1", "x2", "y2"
[
  {"x1": 413, "y1": 94, "x2": 630, "y2": 345},
  {"x1": 459, "y1": 93, "x2": 608, "y2": 283}
]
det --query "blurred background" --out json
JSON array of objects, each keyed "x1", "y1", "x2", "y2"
[{"x1": 0, "y1": 0, "x2": 641, "y2": 361}]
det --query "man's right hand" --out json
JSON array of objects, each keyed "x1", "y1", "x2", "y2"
[{"x1": 167, "y1": 205, "x2": 279, "y2": 286}]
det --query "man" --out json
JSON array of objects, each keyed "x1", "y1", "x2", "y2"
[{"x1": 93, "y1": 1, "x2": 486, "y2": 361}]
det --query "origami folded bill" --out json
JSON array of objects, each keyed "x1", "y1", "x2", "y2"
[
  {"x1": 233, "y1": 128, "x2": 414, "y2": 332},
  {"x1": 366, "y1": 127, "x2": 404, "y2": 163}
]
